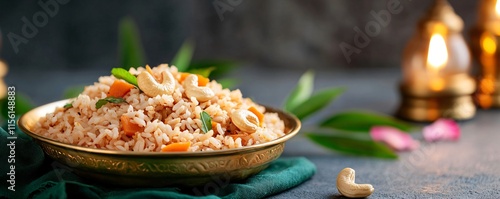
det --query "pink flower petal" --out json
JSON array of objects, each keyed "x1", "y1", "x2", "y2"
[
  {"x1": 370, "y1": 126, "x2": 419, "y2": 151},
  {"x1": 423, "y1": 119, "x2": 460, "y2": 142}
]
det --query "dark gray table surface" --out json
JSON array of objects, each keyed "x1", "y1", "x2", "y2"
[{"x1": 8, "y1": 66, "x2": 500, "y2": 198}]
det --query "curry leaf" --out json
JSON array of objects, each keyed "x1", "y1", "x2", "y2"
[
  {"x1": 306, "y1": 133, "x2": 398, "y2": 159},
  {"x1": 111, "y1": 68, "x2": 138, "y2": 87},
  {"x1": 321, "y1": 111, "x2": 415, "y2": 133},
  {"x1": 95, "y1": 97, "x2": 126, "y2": 109},
  {"x1": 63, "y1": 85, "x2": 85, "y2": 99},
  {"x1": 284, "y1": 70, "x2": 314, "y2": 112},
  {"x1": 291, "y1": 87, "x2": 345, "y2": 120},
  {"x1": 118, "y1": 17, "x2": 146, "y2": 70},
  {"x1": 200, "y1": 111, "x2": 212, "y2": 133},
  {"x1": 0, "y1": 93, "x2": 34, "y2": 120},
  {"x1": 63, "y1": 103, "x2": 73, "y2": 109},
  {"x1": 188, "y1": 67, "x2": 216, "y2": 78},
  {"x1": 172, "y1": 39, "x2": 194, "y2": 72},
  {"x1": 189, "y1": 60, "x2": 237, "y2": 79}
]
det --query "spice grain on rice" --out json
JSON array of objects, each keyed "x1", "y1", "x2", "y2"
[{"x1": 34, "y1": 64, "x2": 285, "y2": 152}]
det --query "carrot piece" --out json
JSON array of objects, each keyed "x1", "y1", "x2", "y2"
[
  {"x1": 197, "y1": 75, "x2": 210, "y2": 86},
  {"x1": 179, "y1": 73, "x2": 190, "y2": 82},
  {"x1": 211, "y1": 121, "x2": 218, "y2": 131},
  {"x1": 161, "y1": 142, "x2": 191, "y2": 152},
  {"x1": 120, "y1": 115, "x2": 143, "y2": 136},
  {"x1": 108, "y1": 80, "x2": 135, "y2": 97},
  {"x1": 248, "y1": 106, "x2": 264, "y2": 127},
  {"x1": 179, "y1": 73, "x2": 210, "y2": 86}
]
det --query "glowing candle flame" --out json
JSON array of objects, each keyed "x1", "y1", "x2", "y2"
[
  {"x1": 496, "y1": 0, "x2": 500, "y2": 16},
  {"x1": 481, "y1": 34, "x2": 497, "y2": 54},
  {"x1": 427, "y1": 33, "x2": 448, "y2": 70}
]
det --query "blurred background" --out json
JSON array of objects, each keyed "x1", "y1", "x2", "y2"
[
  {"x1": 0, "y1": 0, "x2": 480, "y2": 70},
  {"x1": 0, "y1": 0, "x2": 480, "y2": 108}
]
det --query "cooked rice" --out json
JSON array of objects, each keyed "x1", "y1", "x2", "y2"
[{"x1": 34, "y1": 64, "x2": 285, "y2": 152}]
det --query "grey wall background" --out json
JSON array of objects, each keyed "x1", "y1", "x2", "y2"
[{"x1": 0, "y1": 0, "x2": 479, "y2": 74}]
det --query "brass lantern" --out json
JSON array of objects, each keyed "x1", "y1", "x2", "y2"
[
  {"x1": 471, "y1": 0, "x2": 500, "y2": 109},
  {"x1": 396, "y1": 0, "x2": 476, "y2": 122}
]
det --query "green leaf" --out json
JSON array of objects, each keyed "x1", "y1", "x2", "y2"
[
  {"x1": 217, "y1": 78, "x2": 239, "y2": 89},
  {"x1": 321, "y1": 111, "x2": 414, "y2": 132},
  {"x1": 291, "y1": 87, "x2": 345, "y2": 120},
  {"x1": 200, "y1": 111, "x2": 212, "y2": 134},
  {"x1": 306, "y1": 133, "x2": 397, "y2": 159},
  {"x1": 63, "y1": 103, "x2": 73, "y2": 109},
  {"x1": 111, "y1": 68, "x2": 138, "y2": 87},
  {"x1": 188, "y1": 67, "x2": 216, "y2": 78},
  {"x1": 189, "y1": 60, "x2": 238, "y2": 79},
  {"x1": 0, "y1": 93, "x2": 34, "y2": 120},
  {"x1": 95, "y1": 97, "x2": 126, "y2": 109},
  {"x1": 172, "y1": 39, "x2": 194, "y2": 72},
  {"x1": 284, "y1": 70, "x2": 314, "y2": 112},
  {"x1": 118, "y1": 17, "x2": 146, "y2": 70},
  {"x1": 63, "y1": 85, "x2": 85, "y2": 99}
]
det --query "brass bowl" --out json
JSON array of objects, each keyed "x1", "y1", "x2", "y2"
[{"x1": 19, "y1": 100, "x2": 301, "y2": 187}]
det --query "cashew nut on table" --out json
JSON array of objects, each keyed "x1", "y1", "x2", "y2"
[{"x1": 336, "y1": 168, "x2": 374, "y2": 198}]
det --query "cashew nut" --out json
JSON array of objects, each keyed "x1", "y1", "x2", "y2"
[
  {"x1": 231, "y1": 109, "x2": 259, "y2": 133},
  {"x1": 137, "y1": 70, "x2": 175, "y2": 97},
  {"x1": 336, "y1": 168, "x2": 374, "y2": 198},
  {"x1": 183, "y1": 74, "x2": 214, "y2": 102}
]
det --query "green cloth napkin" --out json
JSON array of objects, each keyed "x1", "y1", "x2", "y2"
[{"x1": 0, "y1": 125, "x2": 316, "y2": 199}]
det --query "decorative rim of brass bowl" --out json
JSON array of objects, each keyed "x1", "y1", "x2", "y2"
[{"x1": 19, "y1": 99, "x2": 301, "y2": 157}]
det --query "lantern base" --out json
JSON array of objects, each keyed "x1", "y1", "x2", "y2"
[
  {"x1": 475, "y1": 93, "x2": 500, "y2": 109},
  {"x1": 475, "y1": 78, "x2": 500, "y2": 109},
  {"x1": 396, "y1": 95, "x2": 476, "y2": 122}
]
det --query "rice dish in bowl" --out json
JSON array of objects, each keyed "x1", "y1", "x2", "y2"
[{"x1": 33, "y1": 64, "x2": 286, "y2": 152}]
